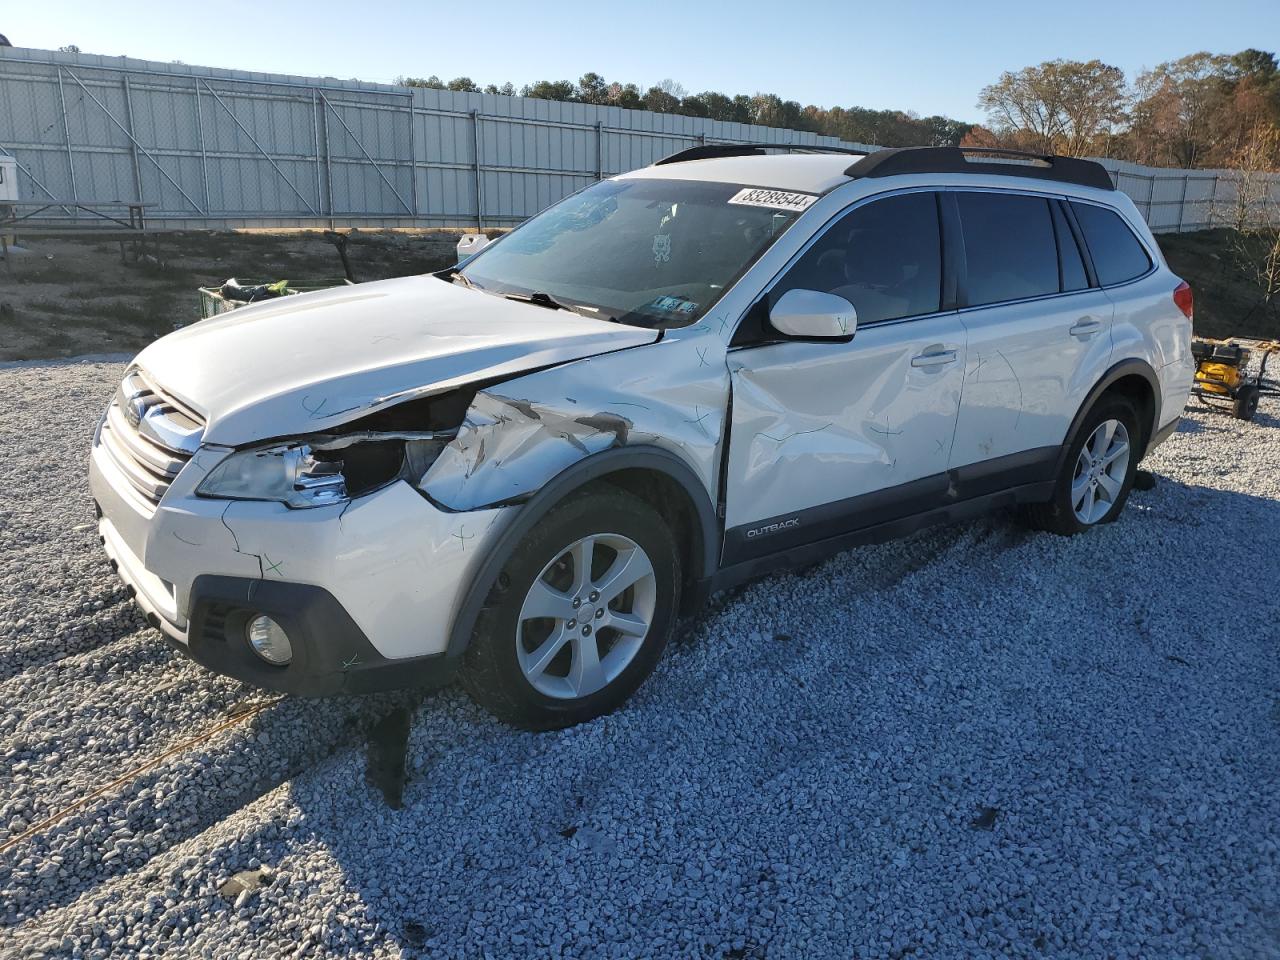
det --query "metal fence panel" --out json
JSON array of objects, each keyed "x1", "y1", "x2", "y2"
[{"x1": 3, "y1": 46, "x2": 1278, "y2": 233}]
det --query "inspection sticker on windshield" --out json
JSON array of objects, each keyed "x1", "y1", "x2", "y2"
[{"x1": 728, "y1": 188, "x2": 818, "y2": 212}]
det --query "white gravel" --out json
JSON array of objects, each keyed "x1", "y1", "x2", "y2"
[{"x1": 1, "y1": 357, "x2": 1278, "y2": 959}]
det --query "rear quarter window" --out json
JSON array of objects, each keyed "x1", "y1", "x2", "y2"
[{"x1": 1070, "y1": 202, "x2": 1153, "y2": 286}]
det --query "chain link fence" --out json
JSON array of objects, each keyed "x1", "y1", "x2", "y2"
[{"x1": 3, "y1": 46, "x2": 1279, "y2": 234}]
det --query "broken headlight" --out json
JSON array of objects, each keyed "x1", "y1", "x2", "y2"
[{"x1": 196, "y1": 433, "x2": 448, "y2": 509}]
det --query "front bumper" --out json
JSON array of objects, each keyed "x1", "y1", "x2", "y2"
[
  {"x1": 178, "y1": 576, "x2": 456, "y2": 696},
  {"x1": 90, "y1": 431, "x2": 512, "y2": 694}
]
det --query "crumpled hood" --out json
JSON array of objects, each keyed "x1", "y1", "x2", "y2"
[{"x1": 134, "y1": 275, "x2": 658, "y2": 445}]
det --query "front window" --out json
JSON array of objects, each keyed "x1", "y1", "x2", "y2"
[{"x1": 458, "y1": 178, "x2": 807, "y2": 328}]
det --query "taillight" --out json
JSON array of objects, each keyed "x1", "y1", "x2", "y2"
[{"x1": 1173, "y1": 281, "x2": 1193, "y2": 321}]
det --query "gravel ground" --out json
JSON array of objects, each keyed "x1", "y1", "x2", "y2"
[{"x1": 1, "y1": 357, "x2": 1278, "y2": 959}]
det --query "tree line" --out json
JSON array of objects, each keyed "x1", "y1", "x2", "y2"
[
  {"x1": 401, "y1": 48, "x2": 1280, "y2": 171},
  {"x1": 397, "y1": 73, "x2": 970, "y2": 150}
]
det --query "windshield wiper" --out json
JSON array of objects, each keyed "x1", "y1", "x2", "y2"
[
  {"x1": 502, "y1": 290, "x2": 573, "y2": 312},
  {"x1": 438, "y1": 266, "x2": 484, "y2": 291},
  {"x1": 504, "y1": 291, "x2": 617, "y2": 322}
]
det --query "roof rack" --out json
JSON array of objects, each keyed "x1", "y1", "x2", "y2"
[
  {"x1": 654, "y1": 144, "x2": 764, "y2": 165},
  {"x1": 843, "y1": 147, "x2": 1114, "y2": 191},
  {"x1": 653, "y1": 143, "x2": 870, "y2": 166}
]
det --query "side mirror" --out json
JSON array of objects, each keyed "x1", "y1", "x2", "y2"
[{"x1": 768, "y1": 288, "x2": 857, "y2": 340}]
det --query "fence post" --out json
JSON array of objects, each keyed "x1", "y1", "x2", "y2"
[
  {"x1": 195, "y1": 78, "x2": 210, "y2": 215},
  {"x1": 472, "y1": 109, "x2": 484, "y2": 231},
  {"x1": 122, "y1": 75, "x2": 144, "y2": 208},
  {"x1": 407, "y1": 93, "x2": 418, "y2": 224},
  {"x1": 595, "y1": 121, "x2": 604, "y2": 181},
  {"x1": 55, "y1": 66, "x2": 78, "y2": 211},
  {"x1": 1174, "y1": 171, "x2": 1187, "y2": 232},
  {"x1": 1208, "y1": 174, "x2": 1220, "y2": 229},
  {"x1": 310, "y1": 89, "x2": 322, "y2": 217},
  {"x1": 320, "y1": 92, "x2": 334, "y2": 228}
]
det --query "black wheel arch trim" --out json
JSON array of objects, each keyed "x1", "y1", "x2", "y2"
[
  {"x1": 1056, "y1": 357, "x2": 1162, "y2": 476},
  {"x1": 444, "y1": 444, "x2": 719, "y2": 660}
]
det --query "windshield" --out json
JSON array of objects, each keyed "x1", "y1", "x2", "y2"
[{"x1": 458, "y1": 178, "x2": 807, "y2": 328}]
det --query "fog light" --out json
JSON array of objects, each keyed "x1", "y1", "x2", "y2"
[{"x1": 246, "y1": 615, "x2": 292, "y2": 666}]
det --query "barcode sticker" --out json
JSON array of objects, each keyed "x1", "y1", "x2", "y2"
[{"x1": 727, "y1": 188, "x2": 818, "y2": 212}]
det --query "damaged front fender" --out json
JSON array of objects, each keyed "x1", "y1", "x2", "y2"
[{"x1": 419, "y1": 332, "x2": 729, "y2": 513}]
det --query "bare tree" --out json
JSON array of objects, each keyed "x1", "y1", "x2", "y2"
[{"x1": 1223, "y1": 123, "x2": 1280, "y2": 330}]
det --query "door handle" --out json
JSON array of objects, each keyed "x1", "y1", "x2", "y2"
[
  {"x1": 1070, "y1": 318, "x2": 1103, "y2": 338},
  {"x1": 911, "y1": 349, "x2": 958, "y2": 368}
]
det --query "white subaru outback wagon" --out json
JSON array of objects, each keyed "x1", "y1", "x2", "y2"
[{"x1": 90, "y1": 145, "x2": 1195, "y2": 729}]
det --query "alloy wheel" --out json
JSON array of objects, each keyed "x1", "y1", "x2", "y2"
[
  {"x1": 515, "y1": 533, "x2": 657, "y2": 699},
  {"x1": 1071, "y1": 418, "x2": 1131, "y2": 525}
]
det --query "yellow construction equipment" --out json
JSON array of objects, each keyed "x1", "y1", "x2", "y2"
[{"x1": 1190, "y1": 338, "x2": 1278, "y2": 421}]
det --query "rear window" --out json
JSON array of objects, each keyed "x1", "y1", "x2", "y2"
[
  {"x1": 1071, "y1": 202, "x2": 1153, "y2": 286},
  {"x1": 957, "y1": 192, "x2": 1059, "y2": 306}
]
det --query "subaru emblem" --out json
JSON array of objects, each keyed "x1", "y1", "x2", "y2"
[{"x1": 125, "y1": 396, "x2": 146, "y2": 428}]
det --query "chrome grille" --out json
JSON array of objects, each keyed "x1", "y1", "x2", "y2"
[{"x1": 98, "y1": 370, "x2": 204, "y2": 505}]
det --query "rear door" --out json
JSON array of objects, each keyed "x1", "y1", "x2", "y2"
[
  {"x1": 948, "y1": 190, "x2": 1115, "y2": 474},
  {"x1": 723, "y1": 190, "x2": 967, "y2": 565}
]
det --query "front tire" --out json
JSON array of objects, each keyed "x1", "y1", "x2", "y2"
[
  {"x1": 1022, "y1": 397, "x2": 1141, "y2": 536},
  {"x1": 461, "y1": 488, "x2": 680, "y2": 730}
]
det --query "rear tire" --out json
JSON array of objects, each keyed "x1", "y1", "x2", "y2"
[
  {"x1": 1021, "y1": 397, "x2": 1141, "y2": 536},
  {"x1": 461, "y1": 487, "x2": 680, "y2": 730}
]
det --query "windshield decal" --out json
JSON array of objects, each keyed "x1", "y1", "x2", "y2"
[
  {"x1": 652, "y1": 233, "x2": 672, "y2": 263},
  {"x1": 728, "y1": 188, "x2": 818, "y2": 212},
  {"x1": 634, "y1": 294, "x2": 700, "y2": 318}
]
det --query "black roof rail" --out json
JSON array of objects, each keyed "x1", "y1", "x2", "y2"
[
  {"x1": 654, "y1": 143, "x2": 870, "y2": 166},
  {"x1": 843, "y1": 146, "x2": 1114, "y2": 191},
  {"x1": 654, "y1": 144, "x2": 765, "y2": 165}
]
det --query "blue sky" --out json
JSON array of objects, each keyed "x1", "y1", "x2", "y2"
[{"x1": 4, "y1": 0, "x2": 1278, "y2": 121}]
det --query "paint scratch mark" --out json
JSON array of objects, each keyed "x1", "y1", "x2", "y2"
[
  {"x1": 696, "y1": 346, "x2": 711, "y2": 367},
  {"x1": 759, "y1": 423, "x2": 832, "y2": 443},
  {"x1": 868, "y1": 419, "x2": 904, "y2": 437},
  {"x1": 371, "y1": 334, "x2": 398, "y2": 344},
  {"x1": 263, "y1": 555, "x2": 285, "y2": 577},
  {"x1": 341, "y1": 654, "x2": 361, "y2": 670},
  {"x1": 684, "y1": 405, "x2": 713, "y2": 436},
  {"x1": 934, "y1": 437, "x2": 947, "y2": 455},
  {"x1": 997, "y1": 349, "x2": 1024, "y2": 430},
  {"x1": 301, "y1": 396, "x2": 327, "y2": 418},
  {"x1": 561, "y1": 431, "x2": 591, "y2": 454},
  {"x1": 172, "y1": 530, "x2": 203, "y2": 547},
  {"x1": 970, "y1": 353, "x2": 988, "y2": 380},
  {"x1": 453, "y1": 525, "x2": 475, "y2": 550}
]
